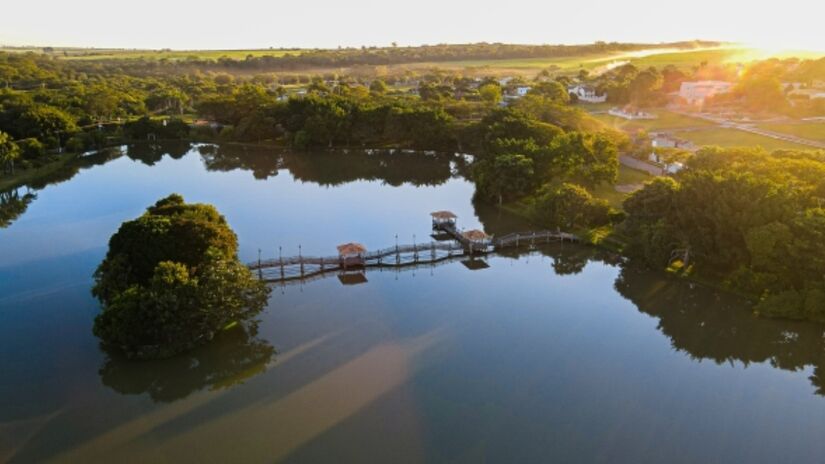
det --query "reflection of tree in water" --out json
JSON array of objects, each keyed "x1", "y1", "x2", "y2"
[
  {"x1": 199, "y1": 145, "x2": 456, "y2": 187},
  {"x1": 0, "y1": 187, "x2": 36, "y2": 228},
  {"x1": 99, "y1": 324, "x2": 275, "y2": 403},
  {"x1": 126, "y1": 141, "x2": 192, "y2": 165},
  {"x1": 199, "y1": 144, "x2": 281, "y2": 180},
  {"x1": 284, "y1": 149, "x2": 456, "y2": 187},
  {"x1": 615, "y1": 266, "x2": 825, "y2": 396}
]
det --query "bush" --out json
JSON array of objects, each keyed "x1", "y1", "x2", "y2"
[{"x1": 17, "y1": 138, "x2": 45, "y2": 160}]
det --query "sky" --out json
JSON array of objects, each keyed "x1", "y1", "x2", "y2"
[{"x1": 2, "y1": 0, "x2": 824, "y2": 52}]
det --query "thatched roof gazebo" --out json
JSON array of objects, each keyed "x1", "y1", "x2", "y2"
[
  {"x1": 461, "y1": 229, "x2": 489, "y2": 242},
  {"x1": 461, "y1": 229, "x2": 491, "y2": 253},
  {"x1": 430, "y1": 210, "x2": 458, "y2": 228},
  {"x1": 337, "y1": 242, "x2": 367, "y2": 257},
  {"x1": 337, "y1": 242, "x2": 367, "y2": 269}
]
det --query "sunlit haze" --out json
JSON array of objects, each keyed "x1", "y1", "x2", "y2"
[{"x1": 3, "y1": 0, "x2": 825, "y2": 51}]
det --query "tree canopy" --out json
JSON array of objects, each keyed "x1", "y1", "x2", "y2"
[{"x1": 92, "y1": 194, "x2": 270, "y2": 359}]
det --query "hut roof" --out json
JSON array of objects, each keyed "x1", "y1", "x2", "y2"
[
  {"x1": 337, "y1": 242, "x2": 367, "y2": 256},
  {"x1": 430, "y1": 210, "x2": 457, "y2": 220},
  {"x1": 462, "y1": 229, "x2": 489, "y2": 241}
]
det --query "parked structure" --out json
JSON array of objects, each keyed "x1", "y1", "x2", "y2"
[{"x1": 678, "y1": 81, "x2": 732, "y2": 106}]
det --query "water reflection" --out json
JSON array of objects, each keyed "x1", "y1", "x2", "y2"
[
  {"x1": 0, "y1": 188, "x2": 36, "y2": 228},
  {"x1": 2, "y1": 143, "x2": 465, "y2": 229},
  {"x1": 0, "y1": 147, "x2": 126, "y2": 228},
  {"x1": 99, "y1": 324, "x2": 275, "y2": 403},
  {"x1": 199, "y1": 143, "x2": 460, "y2": 187},
  {"x1": 126, "y1": 140, "x2": 191, "y2": 165},
  {"x1": 615, "y1": 265, "x2": 825, "y2": 396}
]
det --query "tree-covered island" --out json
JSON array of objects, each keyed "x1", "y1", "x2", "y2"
[{"x1": 92, "y1": 194, "x2": 270, "y2": 359}]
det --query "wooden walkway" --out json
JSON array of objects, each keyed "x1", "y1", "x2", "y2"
[{"x1": 249, "y1": 228, "x2": 579, "y2": 284}]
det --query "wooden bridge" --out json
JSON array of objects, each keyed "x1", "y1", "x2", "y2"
[{"x1": 248, "y1": 211, "x2": 579, "y2": 284}]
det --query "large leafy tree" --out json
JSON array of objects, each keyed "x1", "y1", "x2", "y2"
[
  {"x1": 473, "y1": 154, "x2": 535, "y2": 204},
  {"x1": 92, "y1": 194, "x2": 270, "y2": 359},
  {"x1": 0, "y1": 130, "x2": 20, "y2": 174}
]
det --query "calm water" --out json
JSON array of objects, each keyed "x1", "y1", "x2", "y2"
[{"x1": 2, "y1": 143, "x2": 825, "y2": 463}]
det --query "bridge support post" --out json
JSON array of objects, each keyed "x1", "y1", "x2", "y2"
[
  {"x1": 320, "y1": 257, "x2": 324, "y2": 272},
  {"x1": 299, "y1": 245, "x2": 304, "y2": 278},
  {"x1": 279, "y1": 246, "x2": 284, "y2": 279}
]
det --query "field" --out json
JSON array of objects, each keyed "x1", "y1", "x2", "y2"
[
  {"x1": 591, "y1": 110, "x2": 714, "y2": 132},
  {"x1": 590, "y1": 165, "x2": 652, "y2": 208},
  {"x1": 377, "y1": 47, "x2": 760, "y2": 77},
  {"x1": 7, "y1": 45, "x2": 808, "y2": 76},
  {"x1": 679, "y1": 128, "x2": 811, "y2": 150},
  {"x1": 757, "y1": 122, "x2": 825, "y2": 142}
]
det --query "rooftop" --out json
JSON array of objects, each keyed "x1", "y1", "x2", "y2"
[
  {"x1": 430, "y1": 210, "x2": 457, "y2": 220},
  {"x1": 337, "y1": 242, "x2": 367, "y2": 256},
  {"x1": 462, "y1": 229, "x2": 489, "y2": 242}
]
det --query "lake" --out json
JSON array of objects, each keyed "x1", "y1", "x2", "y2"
[{"x1": 2, "y1": 143, "x2": 825, "y2": 463}]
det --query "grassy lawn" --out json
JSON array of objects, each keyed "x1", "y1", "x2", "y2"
[
  {"x1": 757, "y1": 123, "x2": 825, "y2": 142},
  {"x1": 592, "y1": 110, "x2": 714, "y2": 132},
  {"x1": 590, "y1": 165, "x2": 652, "y2": 208},
  {"x1": 680, "y1": 128, "x2": 811, "y2": 151}
]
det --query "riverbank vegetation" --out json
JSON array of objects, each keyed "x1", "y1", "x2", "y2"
[
  {"x1": 92, "y1": 194, "x2": 270, "y2": 359},
  {"x1": 621, "y1": 147, "x2": 825, "y2": 322}
]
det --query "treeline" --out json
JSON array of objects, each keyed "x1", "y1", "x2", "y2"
[
  {"x1": 64, "y1": 41, "x2": 719, "y2": 74},
  {"x1": 621, "y1": 147, "x2": 825, "y2": 322}
]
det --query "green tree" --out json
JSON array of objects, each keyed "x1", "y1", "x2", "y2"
[
  {"x1": 532, "y1": 183, "x2": 611, "y2": 229},
  {"x1": 473, "y1": 154, "x2": 535, "y2": 204},
  {"x1": 528, "y1": 81, "x2": 570, "y2": 104},
  {"x1": 478, "y1": 83, "x2": 503, "y2": 105},
  {"x1": 0, "y1": 130, "x2": 20, "y2": 174},
  {"x1": 369, "y1": 79, "x2": 388, "y2": 95},
  {"x1": 92, "y1": 194, "x2": 270, "y2": 359}
]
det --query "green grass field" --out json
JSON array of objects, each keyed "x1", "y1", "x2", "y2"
[
  {"x1": 591, "y1": 110, "x2": 714, "y2": 132},
  {"x1": 680, "y1": 128, "x2": 810, "y2": 151},
  {"x1": 757, "y1": 123, "x2": 825, "y2": 142},
  {"x1": 590, "y1": 165, "x2": 652, "y2": 208}
]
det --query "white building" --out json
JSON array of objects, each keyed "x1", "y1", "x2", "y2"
[
  {"x1": 569, "y1": 84, "x2": 607, "y2": 103},
  {"x1": 678, "y1": 81, "x2": 733, "y2": 106},
  {"x1": 515, "y1": 86, "x2": 531, "y2": 97}
]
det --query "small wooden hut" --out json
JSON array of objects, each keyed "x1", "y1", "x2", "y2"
[
  {"x1": 430, "y1": 210, "x2": 457, "y2": 228},
  {"x1": 337, "y1": 242, "x2": 367, "y2": 269},
  {"x1": 461, "y1": 229, "x2": 492, "y2": 253}
]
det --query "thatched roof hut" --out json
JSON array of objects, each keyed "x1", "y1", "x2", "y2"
[
  {"x1": 430, "y1": 210, "x2": 457, "y2": 221},
  {"x1": 461, "y1": 229, "x2": 489, "y2": 242},
  {"x1": 337, "y1": 242, "x2": 367, "y2": 258}
]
